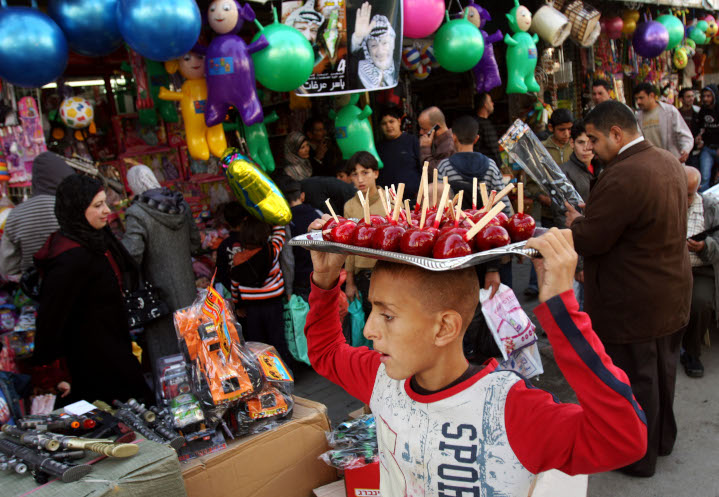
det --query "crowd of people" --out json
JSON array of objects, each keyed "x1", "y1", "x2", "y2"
[{"x1": 1, "y1": 82, "x2": 716, "y2": 491}]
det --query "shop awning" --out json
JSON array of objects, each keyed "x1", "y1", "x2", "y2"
[{"x1": 627, "y1": 0, "x2": 718, "y2": 9}]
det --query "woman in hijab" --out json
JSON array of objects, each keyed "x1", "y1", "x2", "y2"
[
  {"x1": 123, "y1": 165, "x2": 200, "y2": 363},
  {"x1": 282, "y1": 131, "x2": 313, "y2": 181},
  {"x1": 34, "y1": 175, "x2": 151, "y2": 404}
]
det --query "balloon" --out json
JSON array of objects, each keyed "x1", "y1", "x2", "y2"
[
  {"x1": 420, "y1": 43, "x2": 439, "y2": 68},
  {"x1": 466, "y1": 3, "x2": 502, "y2": 92},
  {"x1": 48, "y1": 0, "x2": 122, "y2": 56},
  {"x1": 655, "y1": 15, "x2": 684, "y2": 50},
  {"x1": 205, "y1": 0, "x2": 267, "y2": 128},
  {"x1": 504, "y1": 0, "x2": 540, "y2": 94},
  {"x1": 59, "y1": 96, "x2": 94, "y2": 129},
  {"x1": 434, "y1": 11, "x2": 484, "y2": 73},
  {"x1": 413, "y1": 62, "x2": 431, "y2": 80},
  {"x1": 242, "y1": 109, "x2": 278, "y2": 173},
  {"x1": 673, "y1": 47, "x2": 688, "y2": 69},
  {"x1": 689, "y1": 26, "x2": 707, "y2": 45},
  {"x1": 0, "y1": 5, "x2": 68, "y2": 88},
  {"x1": 632, "y1": 21, "x2": 669, "y2": 58},
  {"x1": 329, "y1": 94, "x2": 383, "y2": 168},
  {"x1": 145, "y1": 60, "x2": 180, "y2": 124},
  {"x1": 622, "y1": 9, "x2": 639, "y2": 35},
  {"x1": 684, "y1": 38, "x2": 696, "y2": 56},
  {"x1": 403, "y1": 0, "x2": 444, "y2": 38},
  {"x1": 706, "y1": 20, "x2": 718, "y2": 37},
  {"x1": 401, "y1": 46, "x2": 421, "y2": 70},
  {"x1": 697, "y1": 20, "x2": 709, "y2": 33},
  {"x1": 160, "y1": 46, "x2": 227, "y2": 161},
  {"x1": 251, "y1": 7, "x2": 313, "y2": 92},
  {"x1": 117, "y1": 0, "x2": 201, "y2": 61},
  {"x1": 603, "y1": 16, "x2": 624, "y2": 40},
  {"x1": 221, "y1": 148, "x2": 292, "y2": 226}
]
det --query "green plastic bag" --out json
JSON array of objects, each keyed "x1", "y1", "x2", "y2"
[
  {"x1": 349, "y1": 293, "x2": 371, "y2": 348},
  {"x1": 284, "y1": 295, "x2": 311, "y2": 365}
]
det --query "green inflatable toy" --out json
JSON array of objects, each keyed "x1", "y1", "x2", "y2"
[
  {"x1": 243, "y1": 111, "x2": 279, "y2": 174},
  {"x1": 504, "y1": 0, "x2": 540, "y2": 94},
  {"x1": 656, "y1": 14, "x2": 684, "y2": 51},
  {"x1": 433, "y1": 10, "x2": 484, "y2": 73},
  {"x1": 329, "y1": 94, "x2": 383, "y2": 168},
  {"x1": 689, "y1": 25, "x2": 707, "y2": 45}
]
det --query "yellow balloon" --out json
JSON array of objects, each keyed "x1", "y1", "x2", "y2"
[
  {"x1": 622, "y1": 10, "x2": 639, "y2": 34},
  {"x1": 221, "y1": 149, "x2": 292, "y2": 226},
  {"x1": 673, "y1": 47, "x2": 688, "y2": 69},
  {"x1": 708, "y1": 21, "x2": 719, "y2": 37}
]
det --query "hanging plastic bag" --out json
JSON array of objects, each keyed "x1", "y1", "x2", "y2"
[
  {"x1": 349, "y1": 293, "x2": 370, "y2": 348},
  {"x1": 479, "y1": 284, "x2": 537, "y2": 361},
  {"x1": 284, "y1": 295, "x2": 311, "y2": 366}
]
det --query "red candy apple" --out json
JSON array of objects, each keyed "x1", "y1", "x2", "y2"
[
  {"x1": 495, "y1": 212, "x2": 509, "y2": 229},
  {"x1": 330, "y1": 220, "x2": 358, "y2": 244},
  {"x1": 433, "y1": 230, "x2": 473, "y2": 259},
  {"x1": 475, "y1": 225, "x2": 511, "y2": 252},
  {"x1": 351, "y1": 223, "x2": 376, "y2": 247},
  {"x1": 506, "y1": 213, "x2": 536, "y2": 242},
  {"x1": 321, "y1": 216, "x2": 346, "y2": 241},
  {"x1": 371, "y1": 224, "x2": 406, "y2": 252},
  {"x1": 400, "y1": 227, "x2": 438, "y2": 257}
]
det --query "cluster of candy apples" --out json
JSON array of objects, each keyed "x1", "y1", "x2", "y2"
[{"x1": 320, "y1": 174, "x2": 535, "y2": 260}]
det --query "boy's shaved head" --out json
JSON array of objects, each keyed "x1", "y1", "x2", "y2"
[{"x1": 372, "y1": 261, "x2": 479, "y2": 332}]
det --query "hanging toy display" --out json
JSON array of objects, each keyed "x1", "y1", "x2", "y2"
[
  {"x1": 48, "y1": 0, "x2": 123, "y2": 57},
  {"x1": 530, "y1": 4, "x2": 570, "y2": 47},
  {"x1": 622, "y1": 9, "x2": 639, "y2": 35},
  {"x1": 504, "y1": 0, "x2": 540, "y2": 94},
  {"x1": 433, "y1": 10, "x2": 484, "y2": 73},
  {"x1": 673, "y1": 47, "x2": 688, "y2": 69},
  {"x1": 688, "y1": 22, "x2": 708, "y2": 45},
  {"x1": 117, "y1": 0, "x2": 201, "y2": 61},
  {"x1": 704, "y1": 15, "x2": 718, "y2": 37},
  {"x1": 205, "y1": 0, "x2": 268, "y2": 128},
  {"x1": 420, "y1": 44, "x2": 439, "y2": 68},
  {"x1": 401, "y1": 46, "x2": 421, "y2": 70},
  {"x1": 242, "y1": 108, "x2": 279, "y2": 174},
  {"x1": 403, "y1": 0, "x2": 445, "y2": 39},
  {"x1": 632, "y1": 18, "x2": 669, "y2": 58},
  {"x1": 251, "y1": 6, "x2": 313, "y2": 92},
  {"x1": 329, "y1": 94, "x2": 383, "y2": 168},
  {"x1": 0, "y1": 0, "x2": 68, "y2": 88},
  {"x1": 221, "y1": 148, "x2": 292, "y2": 226},
  {"x1": 143, "y1": 60, "x2": 180, "y2": 125},
  {"x1": 159, "y1": 44, "x2": 228, "y2": 161},
  {"x1": 655, "y1": 14, "x2": 684, "y2": 50},
  {"x1": 465, "y1": 2, "x2": 503, "y2": 92},
  {"x1": 601, "y1": 16, "x2": 623, "y2": 40},
  {"x1": 59, "y1": 96, "x2": 95, "y2": 130},
  {"x1": 564, "y1": 1, "x2": 601, "y2": 48}
]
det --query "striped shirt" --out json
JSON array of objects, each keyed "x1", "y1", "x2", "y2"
[
  {"x1": 0, "y1": 195, "x2": 59, "y2": 276},
  {"x1": 231, "y1": 225, "x2": 286, "y2": 302},
  {"x1": 436, "y1": 156, "x2": 512, "y2": 216}
]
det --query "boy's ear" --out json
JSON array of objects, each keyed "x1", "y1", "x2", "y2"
[
  {"x1": 434, "y1": 310, "x2": 464, "y2": 347},
  {"x1": 473, "y1": 135, "x2": 479, "y2": 145}
]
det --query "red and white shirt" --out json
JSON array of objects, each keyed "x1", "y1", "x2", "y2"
[{"x1": 305, "y1": 282, "x2": 648, "y2": 497}]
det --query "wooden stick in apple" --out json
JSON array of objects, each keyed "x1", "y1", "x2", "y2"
[
  {"x1": 491, "y1": 183, "x2": 515, "y2": 207},
  {"x1": 415, "y1": 162, "x2": 428, "y2": 211},
  {"x1": 480, "y1": 182, "x2": 489, "y2": 208},
  {"x1": 518, "y1": 182, "x2": 524, "y2": 213},
  {"x1": 404, "y1": 199, "x2": 412, "y2": 224},
  {"x1": 433, "y1": 177, "x2": 451, "y2": 228},
  {"x1": 358, "y1": 190, "x2": 370, "y2": 225},
  {"x1": 466, "y1": 202, "x2": 506, "y2": 240},
  {"x1": 472, "y1": 177, "x2": 478, "y2": 210},
  {"x1": 377, "y1": 188, "x2": 391, "y2": 219},
  {"x1": 391, "y1": 183, "x2": 405, "y2": 223},
  {"x1": 432, "y1": 169, "x2": 439, "y2": 208},
  {"x1": 325, "y1": 199, "x2": 339, "y2": 223}
]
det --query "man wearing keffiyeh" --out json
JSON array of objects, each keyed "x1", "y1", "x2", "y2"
[{"x1": 350, "y1": 2, "x2": 397, "y2": 90}]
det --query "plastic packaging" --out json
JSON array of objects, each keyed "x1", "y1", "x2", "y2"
[
  {"x1": 480, "y1": 284, "x2": 537, "y2": 361},
  {"x1": 319, "y1": 415, "x2": 378, "y2": 470}
]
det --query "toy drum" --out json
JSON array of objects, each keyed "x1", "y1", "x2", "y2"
[
  {"x1": 564, "y1": 0, "x2": 601, "y2": 47},
  {"x1": 531, "y1": 5, "x2": 571, "y2": 47}
]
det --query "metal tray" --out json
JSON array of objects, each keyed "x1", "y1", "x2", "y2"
[{"x1": 289, "y1": 230, "x2": 541, "y2": 271}]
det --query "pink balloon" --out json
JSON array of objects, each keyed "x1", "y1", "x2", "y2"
[
  {"x1": 604, "y1": 16, "x2": 624, "y2": 40},
  {"x1": 403, "y1": 0, "x2": 444, "y2": 38}
]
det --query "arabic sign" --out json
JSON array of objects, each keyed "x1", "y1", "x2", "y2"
[{"x1": 282, "y1": 0, "x2": 402, "y2": 95}]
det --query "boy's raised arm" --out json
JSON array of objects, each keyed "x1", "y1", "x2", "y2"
[{"x1": 504, "y1": 230, "x2": 647, "y2": 475}]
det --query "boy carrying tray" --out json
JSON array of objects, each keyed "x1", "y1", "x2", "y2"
[{"x1": 305, "y1": 225, "x2": 647, "y2": 496}]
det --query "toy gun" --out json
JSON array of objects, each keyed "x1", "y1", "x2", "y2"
[
  {"x1": 113, "y1": 401, "x2": 185, "y2": 450},
  {"x1": 0, "y1": 438, "x2": 92, "y2": 483},
  {"x1": 20, "y1": 414, "x2": 96, "y2": 434},
  {"x1": 2, "y1": 425, "x2": 138, "y2": 458}
]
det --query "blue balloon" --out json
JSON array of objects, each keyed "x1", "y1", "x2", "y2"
[
  {"x1": 0, "y1": 6, "x2": 68, "y2": 88},
  {"x1": 117, "y1": 0, "x2": 201, "y2": 61},
  {"x1": 48, "y1": 0, "x2": 123, "y2": 57}
]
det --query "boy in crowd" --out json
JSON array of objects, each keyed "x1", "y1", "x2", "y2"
[
  {"x1": 304, "y1": 228, "x2": 647, "y2": 495},
  {"x1": 376, "y1": 106, "x2": 421, "y2": 201},
  {"x1": 343, "y1": 152, "x2": 385, "y2": 319}
]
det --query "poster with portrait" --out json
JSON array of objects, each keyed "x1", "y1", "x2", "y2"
[{"x1": 282, "y1": 0, "x2": 401, "y2": 96}]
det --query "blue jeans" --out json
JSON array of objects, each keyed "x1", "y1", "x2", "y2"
[{"x1": 699, "y1": 147, "x2": 718, "y2": 192}]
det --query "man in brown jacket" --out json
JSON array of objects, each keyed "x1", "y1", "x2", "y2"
[
  {"x1": 564, "y1": 100, "x2": 692, "y2": 477},
  {"x1": 418, "y1": 106, "x2": 455, "y2": 173}
]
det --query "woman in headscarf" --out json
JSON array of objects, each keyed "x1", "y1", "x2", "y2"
[
  {"x1": 34, "y1": 175, "x2": 151, "y2": 404},
  {"x1": 123, "y1": 165, "x2": 201, "y2": 363},
  {"x1": 282, "y1": 132, "x2": 313, "y2": 181}
]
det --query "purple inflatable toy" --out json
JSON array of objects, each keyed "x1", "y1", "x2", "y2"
[
  {"x1": 205, "y1": 0, "x2": 268, "y2": 127},
  {"x1": 466, "y1": 2, "x2": 502, "y2": 93}
]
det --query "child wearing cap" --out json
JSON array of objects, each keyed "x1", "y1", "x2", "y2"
[{"x1": 305, "y1": 227, "x2": 647, "y2": 496}]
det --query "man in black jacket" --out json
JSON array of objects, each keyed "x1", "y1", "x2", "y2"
[{"x1": 695, "y1": 85, "x2": 719, "y2": 191}]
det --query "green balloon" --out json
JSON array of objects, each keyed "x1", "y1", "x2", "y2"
[
  {"x1": 329, "y1": 94, "x2": 383, "y2": 168},
  {"x1": 656, "y1": 15, "x2": 684, "y2": 50},
  {"x1": 433, "y1": 11, "x2": 484, "y2": 73},
  {"x1": 697, "y1": 20, "x2": 709, "y2": 32},
  {"x1": 252, "y1": 7, "x2": 314, "y2": 92},
  {"x1": 690, "y1": 26, "x2": 707, "y2": 45}
]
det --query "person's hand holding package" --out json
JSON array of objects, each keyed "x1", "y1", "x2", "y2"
[
  {"x1": 525, "y1": 228, "x2": 578, "y2": 303},
  {"x1": 308, "y1": 215, "x2": 348, "y2": 290}
]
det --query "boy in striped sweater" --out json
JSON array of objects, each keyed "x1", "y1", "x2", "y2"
[{"x1": 216, "y1": 202, "x2": 290, "y2": 361}]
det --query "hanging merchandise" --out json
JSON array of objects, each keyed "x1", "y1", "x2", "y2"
[
  {"x1": 205, "y1": 0, "x2": 267, "y2": 128},
  {"x1": 655, "y1": 14, "x2": 684, "y2": 51},
  {"x1": 688, "y1": 24, "x2": 707, "y2": 45},
  {"x1": 125, "y1": 48, "x2": 156, "y2": 126},
  {"x1": 564, "y1": 1, "x2": 600, "y2": 48},
  {"x1": 420, "y1": 44, "x2": 439, "y2": 68},
  {"x1": 704, "y1": 15, "x2": 718, "y2": 37},
  {"x1": 403, "y1": 0, "x2": 444, "y2": 38},
  {"x1": 160, "y1": 44, "x2": 228, "y2": 161},
  {"x1": 17, "y1": 97, "x2": 46, "y2": 163},
  {"x1": 251, "y1": 7, "x2": 314, "y2": 92},
  {"x1": 633, "y1": 19, "x2": 669, "y2": 58},
  {"x1": 0, "y1": 0, "x2": 68, "y2": 88},
  {"x1": 504, "y1": 0, "x2": 540, "y2": 94},
  {"x1": 433, "y1": 10, "x2": 484, "y2": 73},
  {"x1": 465, "y1": 2, "x2": 503, "y2": 93},
  {"x1": 673, "y1": 46, "x2": 688, "y2": 69},
  {"x1": 601, "y1": 16, "x2": 623, "y2": 40},
  {"x1": 401, "y1": 46, "x2": 421, "y2": 70},
  {"x1": 117, "y1": 0, "x2": 201, "y2": 61},
  {"x1": 48, "y1": 0, "x2": 123, "y2": 57},
  {"x1": 412, "y1": 61, "x2": 431, "y2": 80},
  {"x1": 330, "y1": 94, "x2": 383, "y2": 168},
  {"x1": 622, "y1": 9, "x2": 639, "y2": 35},
  {"x1": 145, "y1": 60, "x2": 180, "y2": 125},
  {"x1": 221, "y1": 148, "x2": 292, "y2": 225},
  {"x1": 241, "y1": 109, "x2": 279, "y2": 174},
  {"x1": 530, "y1": 4, "x2": 570, "y2": 47},
  {"x1": 59, "y1": 97, "x2": 95, "y2": 131}
]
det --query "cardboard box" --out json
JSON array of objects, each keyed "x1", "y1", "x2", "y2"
[
  {"x1": 183, "y1": 397, "x2": 337, "y2": 497},
  {"x1": 344, "y1": 462, "x2": 380, "y2": 497}
]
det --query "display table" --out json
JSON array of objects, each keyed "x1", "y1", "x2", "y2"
[
  {"x1": 183, "y1": 396, "x2": 337, "y2": 497},
  {"x1": 1, "y1": 436, "x2": 186, "y2": 497}
]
